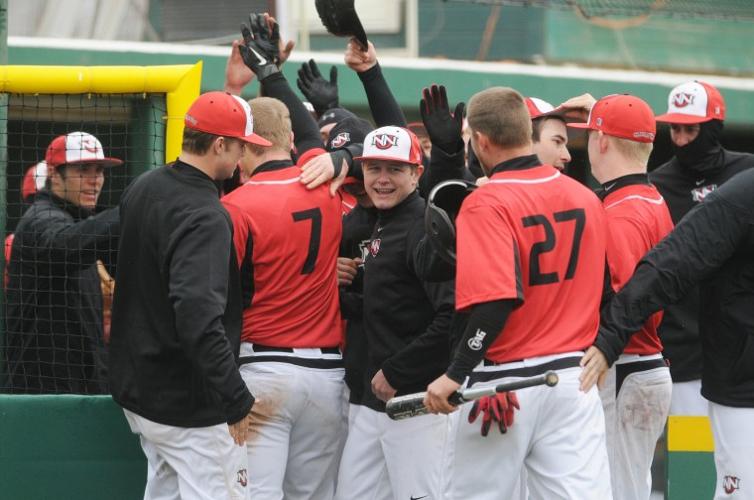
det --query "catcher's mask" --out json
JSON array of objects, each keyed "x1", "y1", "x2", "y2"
[
  {"x1": 315, "y1": 0, "x2": 368, "y2": 50},
  {"x1": 425, "y1": 179, "x2": 477, "y2": 265}
]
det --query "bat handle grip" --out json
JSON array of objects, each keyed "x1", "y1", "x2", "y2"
[{"x1": 448, "y1": 391, "x2": 465, "y2": 405}]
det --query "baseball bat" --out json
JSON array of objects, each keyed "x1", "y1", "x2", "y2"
[{"x1": 386, "y1": 370, "x2": 559, "y2": 421}]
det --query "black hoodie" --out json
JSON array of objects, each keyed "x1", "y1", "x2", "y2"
[{"x1": 649, "y1": 120, "x2": 754, "y2": 381}]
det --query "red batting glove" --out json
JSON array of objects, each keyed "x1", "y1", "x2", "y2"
[{"x1": 468, "y1": 391, "x2": 520, "y2": 437}]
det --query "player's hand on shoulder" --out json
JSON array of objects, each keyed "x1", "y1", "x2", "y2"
[
  {"x1": 344, "y1": 38, "x2": 377, "y2": 73},
  {"x1": 300, "y1": 151, "x2": 348, "y2": 196},
  {"x1": 424, "y1": 374, "x2": 461, "y2": 415},
  {"x1": 468, "y1": 391, "x2": 519, "y2": 436},
  {"x1": 579, "y1": 345, "x2": 608, "y2": 392}
]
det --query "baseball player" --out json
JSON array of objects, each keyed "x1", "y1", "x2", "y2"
[
  {"x1": 424, "y1": 87, "x2": 612, "y2": 500},
  {"x1": 109, "y1": 91, "x2": 260, "y2": 500},
  {"x1": 568, "y1": 94, "x2": 673, "y2": 500},
  {"x1": 581, "y1": 163, "x2": 754, "y2": 500},
  {"x1": 649, "y1": 80, "x2": 754, "y2": 416},
  {"x1": 4, "y1": 132, "x2": 120, "y2": 394},
  {"x1": 222, "y1": 14, "x2": 347, "y2": 499},
  {"x1": 475, "y1": 96, "x2": 571, "y2": 187},
  {"x1": 334, "y1": 125, "x2": 455, "y2": 500},
  {"x1": 526, "y1": 97, "x2": 572, "y2": 171},
  {"x1": 4, "y1": 161, "x2": 48, "y2": 289}
]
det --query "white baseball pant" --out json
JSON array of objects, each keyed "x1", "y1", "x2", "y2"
[
  {"x1": 710, "y1": 402, "x2": 754, "y2": 499},
  {"x1": 239, "y1": 343, "x2": 346, "y2": 500},
  {"x1": 670, "y1": 379, "x2": 708, "y2": 416},
  {"x1": 334, "y1": 405, "x2": 453, "y2": 500},
  {"x1": 450, "y1": 353, "x2": 613, "y2": 500},
  {"x1": 123, "y1": 409, "x2": 248, "y2": 500},
  {"x1": 599, "y1": 353, "x2": 672, "y2": 500}
]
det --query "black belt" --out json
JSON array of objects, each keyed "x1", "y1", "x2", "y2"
[
  {"x1": 615, "y1": 357, "x2": 667, "y2": 396},
  {"x1": 470, "y1": 356, "x2": 582, "y2": 387},
  {"x1": 250, "y1": 344, "x2": 341, "y2": 355},
  {"x1": 239, "y1": 344, "x2": 343, "y2": 370}
]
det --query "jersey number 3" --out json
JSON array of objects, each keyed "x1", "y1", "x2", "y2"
[
  {"x1": 292, "y1": 208, "x2": 322, "y2": 275},
  {"x1": 522, "y1": 208, "x2": 585, "y2": 286}
]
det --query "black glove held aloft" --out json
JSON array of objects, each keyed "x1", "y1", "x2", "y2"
[
  {"x1": 239, "y1": 13, "x2": 281, "y2": 81},
  {"x1": 420, "y1": 84, "x2": 465, "y2": 155},
  {"x1": 297, "y1": 59, "x2": 339, "y2": 116}
]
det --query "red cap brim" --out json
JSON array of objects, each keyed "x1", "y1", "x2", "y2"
[
  {"x1": 57, "y1": 157, "x2": 124, "y2": 168},
  {"x1": 655, "y1": 113, "x2": 713, "y2": 125},
  {"x1": 241, "y1": 133, "x2": 272, "y2": 147},
  {"x1": 352, "y1": 154, "x2": 421, "y2": 166},
  {"x1": 566, "y1": 122, "x2": 593, "y2": 130}
]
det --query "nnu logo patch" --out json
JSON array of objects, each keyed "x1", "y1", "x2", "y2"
[{"x1": 372, "y1": 134, "x2": 399, "y2": 150}]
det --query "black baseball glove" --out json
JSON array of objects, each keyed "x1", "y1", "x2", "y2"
[
  {"x1": 420, "y1": 84, "x2": 465, "y2": 155},
  {"x1": 297, "y1": 59, "x2": 339, "y2": 116},
  {"x1": 239, "y1": 13, "x2": 281, "y2": 81}
]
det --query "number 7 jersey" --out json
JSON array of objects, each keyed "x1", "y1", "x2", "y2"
[
  {"x1": 222, "y1": 162, "x2": 343, "y2": 348},
  {"x1": 455, "y1": 157, "x2": 607, "y2": 364}
]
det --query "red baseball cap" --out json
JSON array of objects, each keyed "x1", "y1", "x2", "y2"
[
  {"x1": 569, "y1": 94, "x2": 656, "y2": 143},
  {"x1": 45, "y1": 132, "x2": 123, "y2": 169},
  {"x1": 354, "y1": 126, "x2": 423, "y2": 166},
  {"x1": 525, "y1": 97, "x2": 557, "y2": 119},
  {"x1": 184, "y1": 91, "x2": 272, "y2": 146},
  {"x1": 22, "y1": 161, "x2": 48, "y2": 200},
  {"x1": 655, "y1": 80, "x2": 726, "y2": 124}
]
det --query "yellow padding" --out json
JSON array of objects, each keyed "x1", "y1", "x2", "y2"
[
  {"x1": 667, "y1": 416, "x2": 715, "y2": 452},
  {"x1": 0, "y1": 63, "x2": 203, "y2": 164}
]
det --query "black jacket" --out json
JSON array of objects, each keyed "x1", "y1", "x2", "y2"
[
  {"x1": 362, "y1": 191, "x2": 454, "y2": 412},
  {"x1": 650, "y1": 147, "x2": 754, "y2": 381},
  {"x1": 339, "y1": 204, "x2": 378, "y2": 405},
  {"x1": 596, "y1": 168, "x2": 754, "y2": 407},
  {"x1": 3, "y1": 192, "x2": 118, "y2": 394},
  {"x1": 109, "y1": 161, "x2": 253, "y2": 427}
]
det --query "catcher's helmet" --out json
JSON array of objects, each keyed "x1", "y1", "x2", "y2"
[
  {"x1": 425, "y1": 179, "x2": 477, "y2": 265},
  {"x1": 315, "y1": 0, "x2": 368, "y2": 50}
]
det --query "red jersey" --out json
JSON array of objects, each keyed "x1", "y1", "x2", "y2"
[
  {"x1": 456, "y1": 158, "x2": 607, "y2": 363},
  {"x1": 222, "y1": 161, "x2": 343, "y2": 348},
  {"x1": 603, "y1": 181, "x2": 674, "y2": 355}
]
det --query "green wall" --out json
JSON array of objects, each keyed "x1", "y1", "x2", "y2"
[
  {"x1": 7, "y1": 43, "x2": 754, "y2": 128},
  {"x1": 0, "y1": 395, "x2": 145, "y2": 500}
]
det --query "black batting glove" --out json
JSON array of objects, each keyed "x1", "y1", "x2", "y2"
[
  {"x1": 420, "y1": 84, "x2": 465, "y2": 155},
  {"x1": 239, "y1": 13, "x2": 281, "y2": 81},
  {"x1": 297, "y1": 59, "x2": 339, "y2": 116}
]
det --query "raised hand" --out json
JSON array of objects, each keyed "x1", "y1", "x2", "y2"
[
  {"x1": 224, "y1": 39, "x2": 255, "y2": 95},
  {"x1": 239, "y1": 13, "x2": 281, "y2": 81},
  {"x1": 297, "y1": 59, "x2": 339, "y2": 116},
  {"x1": 344, "y1": 38, "x2": 377, "y2": 73},
  {"x1": 420, "y1": 84, "x2": 465, "y2": 154}
]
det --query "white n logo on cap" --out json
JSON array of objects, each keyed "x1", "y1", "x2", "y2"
[
  {"x1": 372, "y1": 134, "x2": 399, "y2": 150},
  {"x1": 667, "y1": 81, "x2": 707, "y2": 117}
]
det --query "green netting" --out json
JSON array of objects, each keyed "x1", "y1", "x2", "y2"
[
  {"x1": 442, "y1": 0, "x2": 754, "y2": 21},
  {"x1": 0, "y1": 92, "x2": 166, "y2": 394}
]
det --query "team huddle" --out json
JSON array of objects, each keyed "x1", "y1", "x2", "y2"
[{"x1": 4, "y1": 9, "x2": 754, "y2": 500}]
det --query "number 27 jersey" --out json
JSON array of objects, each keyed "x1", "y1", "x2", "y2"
[{"x1": 456, "y1": 160, "x2": 607, "y2": 363}]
